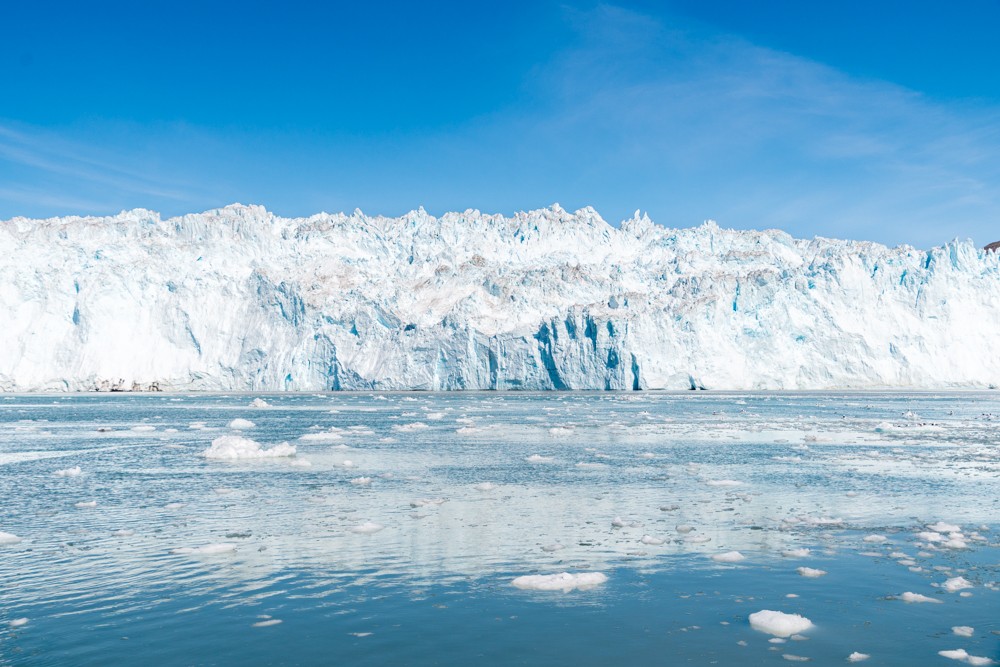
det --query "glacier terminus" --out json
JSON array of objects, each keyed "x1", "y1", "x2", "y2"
[{"x1": 2, "y1": 203, "x2": 999, "y2": 392}]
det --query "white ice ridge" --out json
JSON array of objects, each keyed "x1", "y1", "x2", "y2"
[{"x1": 3, "y1": 203, "x2": 1000, "y2": 391}]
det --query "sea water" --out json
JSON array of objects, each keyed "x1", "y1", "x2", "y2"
[{"x1": 0, "y1": 392, "x2": 997, "y2": 665}]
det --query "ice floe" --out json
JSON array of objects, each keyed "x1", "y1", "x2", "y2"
[
  {"x1": 228, "y1": 418, "x2": 255, "y2": 430},
  {"x1": 0, "y1": 531, "x2": 22, "y2": 545},
  {"x1": 847, "y1": 652, "x2": 870, "y2": 662},
  {"x1": 748, "y1": 610, "x2": 814, "y2": 637},
  {"x1": 171, "y1": 543, "x2": 237, "y2": 555},
  {"x1": 797, "y1": 567, "x2": 827, "y2": 578},
  {"x1": 350, "y1": 522, "x2": 384, "y2": 534},
  {"x1": 952, "y1": 626, "x2": 974, "y2": 637},
  {"x1": 942, "y1": 576, "x2": 973, "y2": 593},
  {"x1": 510, "y1": 572, "x2": 607, "y2": 592},
  {"x1": 54, "y1": 465, "x2": 82, "y2": 477},
  {"x1": 898, "y1": 592, "x2": 941, "y2": 603},
  {"x1": 201, "y1": 435, "x2": 296, "y2": 459},
  {"x1": 712, "y1": 551, "x2": 746, "y2": 563}
]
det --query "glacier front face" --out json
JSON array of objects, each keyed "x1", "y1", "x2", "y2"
[{"x1": 2, "y1": 204, "x2": 999, "y2": 391}]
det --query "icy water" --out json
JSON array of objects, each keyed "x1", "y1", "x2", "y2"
[{"x1": 0, "y1": 392, "x2": 998, "y2": 666}]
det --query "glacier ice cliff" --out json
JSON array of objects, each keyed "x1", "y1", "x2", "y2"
[{"x1": 2, "y1": 203, "x2": 999, "y2": 391}]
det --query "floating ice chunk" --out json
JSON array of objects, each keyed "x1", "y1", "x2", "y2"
[
  {"x1": 952, "y1": 626, "x2": 975, "y2": 637},
  {"x1": 474, "y1": 482, "x2": 496, "y2": 491},
  {"x1": 782, "y1": 655, "x2": 810, "y2": 662},
  {"x1": 425, "y1": 412, "x2": 445, "y2": 420},
  {"x1": 575, "y1": 462, "x2": 606, "y2": 468},
  {"x1": 350, "y1": 522, "x2": 384, "y2": 534},
  {"x1": 248, "y1": 398, "x2": 270, "y2": 408},
  {"x1": 54, "y1": 465, "x2": 82, "y2": 477},
  {"x1": 75, "y1": 500, "x2": 97, "y2": 508},
  {"x1": 928, "y1": 522, "x2": 961, "y2": 533},
  {"x1": 165, "y1": 502, "x2": 186, "y2": 509},
  {"x1": 9, "y1": 618, "x2": 28, "y2": 628},
  {"x1": 612, "y1": 517, "x2": 627, "y2": 528},
  {"x1": 289, "y1": 458, "x2": 312, "y2": 467},
  {"x1": 456, "y1": 426, "x2": 481, "y2": 434},
  {"x1": 393, "y1": 422, "x2": 428, "y2": 432},
  {"x1": 705, "y1": 479, "x2": 743, "y2": 488},
  {"x1": 712, "y1": 551, "x2": 746, "y2": 563},
  {"x1": 863, "y1": 534, "x2": 888, "y2": 544},
  {"x1": 201, "y1": 435, "x2": 296, "y2": 459},
  {"x1": 684, "y1": 535, "x2": 711, "y2": 543},
  {"x1": 349, "y1": 477, "x2": 372, "y2": 486},
  {"x1": 916, "y1": 531, "x2": 944, "y2": 543},
  {"x1": 542, "y1": 543, "x2": 565, "y2": 552},
  {"x1": 641, "y1": 535, "x2": 666, "y2": 545},
  {"x1": 548, "y1": 427, "x2": 574, "y2": 436},
  {"x1": 942, "y1": 536, "x2": 968, "y2": 549},
  {"x1": 410, "y1": 498, "x2": 446, "y2": 508},
  {"x1": 510, "y1": 572, "x2": 607, "y2": 592},
  {"x1": 797, "y1": 567, "x2": 827, "y2": 578},
  {"x1": 748, "y1": 610, "x2": 813, "y2": 637},
  {"x1": 526, "y1": 454, "x2": 555, "y2": 463},
  {"x1": 299, "y1": 431, "x2": 343, "y2": 442},
  {"x1": 172, "y1": 543, "x2": 236, "y2": 555},
  {"x1": 783, "y1": 548, "x2": 811, "y2": 558},
  {"x1": 847, "y1": 653, "x2": 870, "y2": 662},
  {"x1": 938, "y1": 649, "x2": 993, "y2": 665},
  {"x1": 132, "y1": 425, "x2": 156, "y2": 432},
  {"x1": 112, "y1": 529, "x2": 135, "y2": 537},
  {"x1": 899, "y1": 592, "x2": 941, "y2": 603},
  {"x1": 942, "y1": 576, "x2": 973, "y2": 593},
  {"x1": 228, "y1": 418, "x2": 255, "y2": 430},
  {"x1": 253, "y1": 619, "x2": 282, "y2": 627},
  {"x1": 0, "y1": 532, "x2": 22, "y2": 545},
  {"x1": 640, "y1": 452, "x2": 656, "y2": 458}
]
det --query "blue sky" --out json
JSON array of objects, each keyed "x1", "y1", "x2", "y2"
[{"x1": 3, "y1": 0, "x2": 1000, "y2": 247}]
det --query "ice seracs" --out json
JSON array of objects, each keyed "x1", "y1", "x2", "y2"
[{"x1": 5, "y1": 204, "x2": 1000, "y2": 392}]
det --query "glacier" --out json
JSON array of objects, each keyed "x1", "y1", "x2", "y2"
[{"x1": 1, "y1": 203, "x2": 999, "y2": 391}]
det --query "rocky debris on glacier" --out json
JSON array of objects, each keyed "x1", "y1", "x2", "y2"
[{"x1": 2, "y1": 203, "x2": 1000, "y2": 391}]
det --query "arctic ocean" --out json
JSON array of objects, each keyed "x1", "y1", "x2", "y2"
[{"x1": 1, "y1": 391, "x2": 997, "y2": 665}]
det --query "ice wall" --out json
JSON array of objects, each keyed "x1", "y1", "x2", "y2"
[{"x1": 2, "y1": 204, "x2": 998, "y2": 391}]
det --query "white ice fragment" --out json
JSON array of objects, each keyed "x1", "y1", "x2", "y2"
[
  {"x1": 510, "y1": 572, "x2": 607, "y2": 592},
  {"x1": 165, "y1": 502, "x2": 186, "y2": 509},
  {"x1": 712, "y1": 551, "x2": 746, "y2": 563},
  {"x1": 54, "y1": 465, "x2": 82, "y2": 477},
  {"x1": 253, "y1": 619, "x2": 282, "y2": 627},
  {"x1": 201, "y1": 435, "x2": 296, "y2": 459},
  {"x1": 676, "y1": 524, "x2": 695, "y2": 534},
  {"x1": 132, "y1": 425, "x2": 156, "y2": 432},
  {"x1": 898, "y1": 592, "x2": 941, "y2": 603},
  {"x1": 526, "y1": 454, "x2": 555, "y2": 463},
  {"x1": 942, "y1": 576, "x2": 973, "y2": 593},
  {"x1": 228, "y1": 418, "x2": 255, "y2": 430},
  {"x1": 9, "y1": 618, "x2": 28, "y2": 628},
  {"x1": 748, "y1": 610, "x2": 813, "y2": 637},
  {"x1": 548, "y1": 427, "x2": 574, "y2": 436},
  {"x1": 299, "y1": 431, "x2": 343, "y2": 442},
  {"x1": 112, "y1": 529, "x2": 135, "y2": 537},
  {"x1": 782, "y1": 656, "x2": 810, "y2": 662},
  {"x1": 952, "y1": 626, "x2": 974, "y2": 637},
  {"x1": 847, "y1": 652, "x2": 870, "y2": 662},
  {"x1": 705, "y1": 479, "x2": 743, "y2": 488},
  {"x1": 473, "y1": 482, "x2": 496, "y2": 491},
  {"x1": 0, "y1": 532, "x2": 22, "y2": 545},
  {"x1": 862, "y1": 534, "x2": 888, "y2": 544},
  {"x1": 541, "y1": 543, "x2": 565, "y2": 552},
  {"x1": 172, "y1": 543, "x2": 236, "y2": 555},
  {"x1": 393, "y1": 422, "x2": 428, "y2": 432},
  {"x1": 928, "y1": 522, "x2": 961, "y2": 533},
  {"x1": 349, "y1": 477, "x2": 372, "y2": 486},
  {"x1": 783, "y1": 548, "x2": 811, "y2": 558},
  {"x1": 641, "y1": 535, "x2": 666, "y2": 545},
  {"x1": 797, "y1": 567, "x2": 827, "y2": 578},
  {"x1": 75, "y1": 500, "x2": 97, "y2": 508},
  {"x1": 350, "y1": 522, "x2": 384, "y2": 534},
  {"x1": 248, "y1": 398, "x2": 270, "y2": 408}
]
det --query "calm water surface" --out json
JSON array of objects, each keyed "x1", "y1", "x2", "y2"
[{"x1": 0, "y1": 392, "x2": 998, "y2": 665}]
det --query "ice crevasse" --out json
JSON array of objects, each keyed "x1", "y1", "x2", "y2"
[{"x1": 2, "y1": 203, "x2": 999, "y2": 391}]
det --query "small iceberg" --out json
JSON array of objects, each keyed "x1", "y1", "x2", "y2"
[
  {"x1": 749, "y1": 610, "x2": 814, "y2": 637},
  {"x1": 228, "y1": 418, "x2": 255, "y2": 430},
  {"x1": 201, "y1": 435, "x2": 296, "y2": 460},
  {"x1": 54, "y1": 465, "x2": 82, "y2": 477},
  {"x1": 511, "y1": 572, "x2": 607, "y2": 592},
  {"x1": 712, "y1": 551, "x2": 746, "y2": 563}
]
